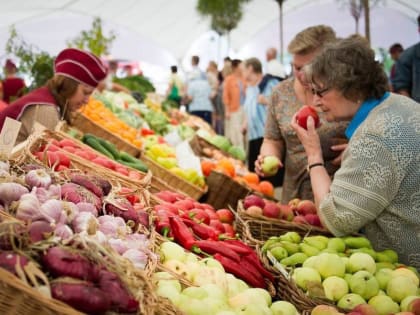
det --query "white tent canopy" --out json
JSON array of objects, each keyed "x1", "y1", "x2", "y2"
[{"x1": 0, "y1": 0, "x2": 418, "y2": 90}]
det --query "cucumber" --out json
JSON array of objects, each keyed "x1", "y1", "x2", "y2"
[
  {"x1": 84, "y1": 137, "x2": 114, "y2": 159},
  {"x1": 82, "y1": 133, "x2": 98, "y2": 143},
  {"x1": 97, "y1": 138, "x2": 120, "y2": 160},
  {"x1": 117, "y1": 159, "x2": 148, "y2": 173},
  {"x1": 119, "y1": 151, "x2": 140, "y2": 163}
]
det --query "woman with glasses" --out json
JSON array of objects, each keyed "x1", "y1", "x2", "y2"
[
  {"x1": 255, "y1": 25, "x2": 348, "y2": 204},
  {"x1": 292, "y1": 35, "x2": 420, "y2": 270}
]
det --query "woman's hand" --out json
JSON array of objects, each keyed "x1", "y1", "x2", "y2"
[{"x1": 290, "y1": 114, "x2": 323, "y2": 165}]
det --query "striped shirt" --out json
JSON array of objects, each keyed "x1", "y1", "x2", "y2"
[{"x1": 244, "y1": 78, "x2": 278, "y2": 140}]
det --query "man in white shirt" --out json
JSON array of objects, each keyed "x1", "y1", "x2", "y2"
[{"x1": 265, "y1": 47, "x2": 286, "y2": 79}]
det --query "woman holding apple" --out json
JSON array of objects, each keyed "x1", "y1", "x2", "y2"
[
  {"x1": 292, "y1": 35, "x2": 420, "y2": 270},
  {"x1": 255, "y1": 25, "x2": 348, "y2": 204}
]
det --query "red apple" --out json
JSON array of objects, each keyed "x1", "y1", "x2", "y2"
[
  {"x1": 209, "y1": 219, "x2": 225, "y2": 233},
  {"x1": 188, "y1": 209, "x2": 210, "y2": 225},
  {"x1": 243, "y1": 194, "x2": 265, "y2": 209},
  {"x1": 279, "y1": 204, "x2": 294, "y2": 221},
  {"x1": 304, "y1": 214, "x2": 322, "y2": 227},
  {"x1": 263, "y1": 202, "x2": 281, "y2": 219},
  {"x1": 292, "y1": 215, "x2": 308, "y2": 225},
  {"x1": 288, "y1": 198, "x2": 301, "y2": 210},
  {"x1": 296, "y1": 105, "x2": 320, "y2": 130},
  {"x1": 204, "y1": 209, "x2": 219, "y2": 220},
  {"x1": 296, "y1": 200, "x2": 317, "y2": 215},
  {"x1": 352, "y1": 304, "x2": 378, "y2": 315},
  {"x1": 216, "y1": 209, "x2": 235, "y2": 224},
  {"x1": 222, "y1": 223, "x2": 235, "y2": 237},
  {"x1": 408, "y1": 298, "x2": 420, "y2": 315}
]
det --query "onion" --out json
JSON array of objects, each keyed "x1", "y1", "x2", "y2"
[
  {"x1": 126, "y1": 233, "x2": 150, "y2": 251},
  {"x1": 29, "y1": 220, "x2": 54, "y2": 242},
  {"x1": 54, "y1": 224, "x2": 74, "y2": 240},
  {"x1": 0, "y1": 161, "x2": 9, "y2": 173},
  {"x1": 40, "y1": 200, "x2": 67, "y2": 225},
  {"x1": 108, "y1": 238, "x2": 129, "y2": 255},
  {"x1": 72, "y1": 212, "x2": 98, "y2": 235},
  {"x1": 25, "y1": 169, "x2": 52, "y2": 189},
  {"x1": 15, "y1": 193, "x2": 42, "y2": 222},
  {"x1": 62, "y1": 202, "x2": 79, "y2": 224},
  {"x1": 98, "y1": 215, "x2": 128, "y2": 237},
  {"x1": 76, "y1": 202, "x2": 98, "y2": 217},
  {"x1": 0, "y1": 183, "x2": 29, "y2": 208},
  {"x1": 122, "y1": 249, "x2": 147, "y2": 269}
]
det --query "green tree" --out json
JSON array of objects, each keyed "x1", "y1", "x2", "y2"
[
  {"x1": 197, "y1": 0, "x2": 250, "y2": 49},
  {"x1": 67, "y1": 17, "x2": 116, "y2": 57},
  {"x1": 5, "y1": 26, "x2": 54, "y2": 90}
]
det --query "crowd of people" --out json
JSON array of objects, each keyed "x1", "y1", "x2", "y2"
[{"x1": 0, "y1": 17, "x2": 419, "y2": 269}]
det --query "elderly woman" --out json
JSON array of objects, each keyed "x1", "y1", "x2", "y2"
[
  {"x1": 292, "y1": 35, "x2": 420, "y2": 270},
  {"x1": 0, "y1": 48, "x2": 107, "y2": 143},
  {"x1": 255, "y1": 25, "x2": 348, "y2": 203}
]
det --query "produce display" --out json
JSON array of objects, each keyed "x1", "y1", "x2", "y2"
[{"x1": 262, "y1": 231, "x2": 420, "y2": 315}]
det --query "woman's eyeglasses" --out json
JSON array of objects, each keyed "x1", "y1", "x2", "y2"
[{"x1": 311, "y1": 86, "x2": 331, "y2": 97}]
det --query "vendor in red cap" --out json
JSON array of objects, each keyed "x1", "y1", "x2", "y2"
[
  {"x1": 0, "y1": 48, "x2": 107, "y2": 143},
  {"x1": 2, "y1": 59, "x2": 26, "y2": 103}
]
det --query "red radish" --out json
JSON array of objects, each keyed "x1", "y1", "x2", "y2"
[
  {"x1": 62, "y1": 146, "x2": 77, "y2": 154},
  {"x1": 51, "y1": 281, "x2": 111, "y2": 314},
  {"x1": 128, "y1": 170, "x2": 142, "y2": 180},
  {"x1": 58, "y1": 139, "x2": 77, "y2": 148},
  {"x1": 42, "y1": 247, "x2": 98, "y2": 281},
  {"x1": 74, "y1": 150, "x2": 92, "y2": 160},
  {"x1": 55, "y1": 151, "x2": 71, "y2": 168},
  {"x1": 61, "y1": 183, "x2": 102, "y2": 210},
  {"x1": 70, "y1": 174, "x2": 103, "y2": 198},
  {"x1": 115, "y1": 167, "x2": 129, "y2": 176},
  {"x1": 296, "y1": 105, "x2": 320, "y2": 130},
  {"x1": 50, "y1": 139, "x2": 61, "y2": 147},
  {"x1": 0, "y1": 251, "x2": 29, "y2": 276},
  {"x1": 45, "y1": 144, "x2": 60, "y2": 152},
  {"x1": 92, "y1": 157, "x2": 116, "y2": 170},
  {"x1": 45, "y1": 151, "x2": 60, "y2": 170},
  {"x1": 97, "y1": 269, "x2": 139, "y2": 312}
]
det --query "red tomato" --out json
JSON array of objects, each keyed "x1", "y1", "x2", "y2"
[
  {"x1": 296, "y1": 105, "x2": 320, "y2": 130},
  {"x1": 58, "y1": 139, "x2": 78, "y2": 148}
]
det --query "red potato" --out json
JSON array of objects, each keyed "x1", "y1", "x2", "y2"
[
  {"x1": 296, "y1": 105, "x2": 320, "y2": 130},
  {"x1": 51, "y1": 280, "x2": 111, "y2": 314},
  {"x1": 42, "y1": 247, "x2": 98, "y2": 282}
]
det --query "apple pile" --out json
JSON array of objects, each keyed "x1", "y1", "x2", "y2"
[
  {"x1": 262, "y1": 232, "x2": 420, "y2": 315},
  {"x1": 153, "y1": 190, "x2": 235, "y2": 239},
  {"x1": 155, "y1": 241, "x2": 299, "y2": 315},
  {"x1": 242, "y1": 194, "x2": 322, "y2": 228}
]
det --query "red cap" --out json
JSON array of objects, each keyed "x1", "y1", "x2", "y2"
[{"x1": 54, "y1": 48, "x2": 107, "y2": 88}]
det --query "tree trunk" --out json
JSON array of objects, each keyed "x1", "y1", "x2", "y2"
[
  {"x1": 363, "y1": 0, "x2": 370, "y2": 44},
  {"x1": 279, "y1": 0, "x2": 284, "y2": 63}
]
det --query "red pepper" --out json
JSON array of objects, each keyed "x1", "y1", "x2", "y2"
[
  {"x1": 221, "y1": 241, "x2": 254, "y2": 256},
  {"x1": 141, "y1": 128, "x2": 155, "y2": 136},
  {"x1": 169, "y1": 216, "x2": 195, "y2": 250},
  {"x1": 182, "y1": 218, "x2": 219, "y2": 240},
  {"x1": 241, "y1": 257, "x2": 267, "y2": 285},
  {"x1": 243, "y1": 251, "x2": 275, "y2": 283},
  {"x1": 213, "y1": 253, "x2": 266, "y2": 289},
  {"x1": 154, "y1": 210, "x2": 171, "y2": 237},
  {"x1": 193, "y1": 240, "x2": 240, "y2": 262}
]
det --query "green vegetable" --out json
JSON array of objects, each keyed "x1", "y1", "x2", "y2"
[
  {"x1": 119, "y1": 151, "x2": 139, "y2": 163},
  {"x1": 97, "y1": 138, "x2": 120, "y2": 160},
  {"x1": 117, "y1": 159, "x2": 148, "y2": 173},
  {"x1": 84, "y1": 137, "x2": 114, "y2": 159}
]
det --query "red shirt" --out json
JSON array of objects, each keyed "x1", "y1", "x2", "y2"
[{"x1": 2, "y1": 77, "x2": 26, "y2": 103}]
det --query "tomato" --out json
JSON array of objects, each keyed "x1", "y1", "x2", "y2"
[
  {"x1": 56, "y1": 151, "x2": 71, "y2": 168},
  {"x1": 296, "y1": 105, "x2": 320, "y2": 130},
  {"x1": 58, "y1": 139, "x2": 78, "y2": 148}
]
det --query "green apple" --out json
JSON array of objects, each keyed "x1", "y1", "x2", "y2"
[
  {"x1": 375, "y1": 268, "x2": 393, "y2": 290},
  {"x1": 184, "y1": 261, "x2": 201, "y2": 282},
  {"x1": 153, "y1": 271, "x2": 175, "y2": 281},
  {"x1": 199, "y1": 257, "x2": 225, "y2": 272},
  {"x1": 184, "y1": 252, "x2": 200, "y2": 263},
  {"x1": 328, "y1": 238, "x2": 346, "y2": 253},
  {"x1": 400, "y1": 296, "x2": 420, "y2": 311},
  {"x1": 279, "y1": 232, "x2": 302, "y2": 244},
  {"x1": 215, "y1": 311, "x2": 237, "y2": 315},
  {"x1": 226, "y1": 274, "x2": 248, "y2": 298},
  {"x1": 303, "y1": 256, "x2": 319, "y2": 269},
  {"x1": 270, "y1": 247, "x2": 289, "y2": 261},
  {"x1": 178, "y1": 297, "x2": 213, "y2": 315},
  {"x1": 314, "y1": 253, "x2": 346, "y2": 279},
  {"x1": 157, "y1": 279, "x2": 182, "y2": 292},
  {"x1": 157, "y1": 282, "x2": 182, "y2": 305},
  {"x1": 377, "y1": 290, "x2": 386, "y2": 296},
  {"x1": 292, "y1": 267, "x2": 322, "y2": 291},
  {"x1": 182, "y1": 286, "x2": 208, "y2": 299},
  {"x1": 337, "y1": 293, "x2": 366, "y2": 310},
  {"x1": 229, "y1": 288, "x2": 270, "y2": 309},
  {"x1": 163, "y1": 260, "x2": 190, "y2": 278},
  {"x1": 235, "y1": 304, "x2": 272, "y2": 315},
  {"x1": 392, "y1": 268, "x2": 419, "y2": 286},
  {"x1": 368, "y1": 295, "x2": 400, "y2": 315},
  {"x1": 261, "y1": 155, "x2": 280, "y2": 176},
  {"x1": 387, "y1": 276, "x2": 418, "y2": 302},
  {"x1": 349, "y1": 271, "x2": 380, "y2": 300},
  {"x1": 344, "y1": 273, "x2": 353, "y2": 286},
  {"x1": 203, "y1": 297, "x2": 230, "y2": 314},
  {"x1": 347, "y1": 253, "x2": 377, "y2": 274},
  {"x1": 193, "y1": 266, "x2": 228, "y2": 293},
  {"x1": 323, "y1": 276, "x2": 349, "y2": 301},
  {"x1": 375, "y1": 249, "x2": 398, "y2": 264},
  {"x1": 376, "y1": 262, "x2": 396, "y2": 271},
  {"x1": 270, "y1": 301, "x2": 298, "y2": 315},
  {"x1": 201, "y1": 283, "x2": 228, "y2": 302},
  {"x1": 160, "y1": 241, "x2": 186, "y2": 262}
]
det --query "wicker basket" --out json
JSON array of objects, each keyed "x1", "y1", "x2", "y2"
[
  {"x1": 203, "y1": 170, "x2": 250, "y2": 209},
  {"x1": 236, "y1": 201, "x2": 332, "y2": 248},
  {"x1": 140, "y1": 154, "x2": 207, "y2": 200},
  {"x1": 69, "y1": 111, "x2": 140, "y2": 157}
]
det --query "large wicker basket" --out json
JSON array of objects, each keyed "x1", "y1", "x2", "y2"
[
  {"x1": 69, "y1": 111, "x2": 140, "y2": 157},
  {"x1": 203, "y1": 170, "x2": 250, "y2": 209},
  {"x1": 235, "y1": 201, "x2": 331, "y2": 248},
  {"x1": 140, "y1": 154, "x2": 207, "y2": 200}
]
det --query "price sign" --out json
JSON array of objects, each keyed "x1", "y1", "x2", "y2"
[
  {"x1": 267, "y1": 250, "x2": 290, "y2": 280},
  {"x1": 0, "y1": 117, "x2": 22, "y2": 158}
]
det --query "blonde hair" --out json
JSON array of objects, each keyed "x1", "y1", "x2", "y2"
[
  {"x1": 46, "y1": 74, "x2": 79, "y2": 120},
  {"x1": 288, "y1": 25, "x2": 337, "y2": 55}
]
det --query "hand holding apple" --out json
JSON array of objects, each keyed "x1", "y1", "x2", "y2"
[
  {"x1": 296, "y1": 105, "x2": 320, "y2": 130},
  {"x1": 261, "y1": 155, "x2": 282, "y2": 177}
]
